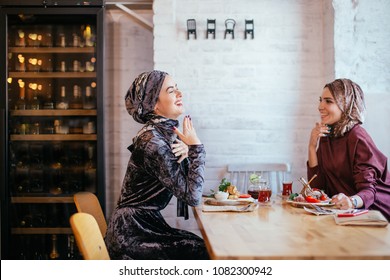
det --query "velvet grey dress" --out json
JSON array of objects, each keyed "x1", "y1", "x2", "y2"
[{"x1": 105, "y1": 116, "x2": 209, "y2": 259}]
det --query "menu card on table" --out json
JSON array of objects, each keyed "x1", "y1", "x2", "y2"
[{"x1": 333, "y1": 210, "x2": 388, "y2": 227}]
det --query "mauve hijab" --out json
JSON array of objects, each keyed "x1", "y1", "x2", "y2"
[
  {"x1": 324, "y1": 78, "x2": 365, "y2": 137},
  {"x1": 125, "y1": 70, "x2": 168, "y2": 124}
]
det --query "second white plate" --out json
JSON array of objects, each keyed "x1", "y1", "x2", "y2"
[{"x1": 286, "y1": 199, "x2": 334, "y2": 208}]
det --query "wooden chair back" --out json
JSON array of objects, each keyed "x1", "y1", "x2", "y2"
[
  {"x1": 227, "y1": 163, "x2": 291, "y2": 194},
  {"x1": 74, "y1": 192, "x2": 107, "y2": 237},
  {"x1": 70, "y1": 212, "x2": 110, "y2": 260}
]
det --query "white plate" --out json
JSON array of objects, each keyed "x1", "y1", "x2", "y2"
[
  {"x1": 286, "y1": 199, "x2": 334, "y2": 208},
  {"x1": 204, "y1": 197, "x2": 254, "y2": 206}
]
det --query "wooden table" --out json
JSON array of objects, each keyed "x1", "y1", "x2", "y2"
[{"x1": 193, "y1": 198, "x2": 390, "y2": 260}]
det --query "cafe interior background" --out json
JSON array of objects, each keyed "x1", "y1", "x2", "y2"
[{"x1": 103, "y1": 0, "x2": 390, "y2": 234}]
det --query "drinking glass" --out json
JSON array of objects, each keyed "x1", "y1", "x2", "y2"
[
  {"x1": 282, "y1": 173, "x2": 293, "y2": 196},
  {"x1": 258, "y1": 176, "x2": 272, "y2": 203}
]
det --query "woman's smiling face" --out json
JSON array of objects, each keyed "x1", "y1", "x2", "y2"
[
  {"x1": 154, "y1": 75, "x2": 184, "y2": 120},
  {"x1": 318, "y1": 87, "x2": 342, "y2": 125}
]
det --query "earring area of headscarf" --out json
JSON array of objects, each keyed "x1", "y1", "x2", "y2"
[{"x1": 325, "y1": 78, "x2": 365, "y2": 137}]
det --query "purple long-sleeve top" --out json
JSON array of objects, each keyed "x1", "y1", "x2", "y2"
[{"x1": 307, "y1": 125, "x2": 390, "y2": 221}]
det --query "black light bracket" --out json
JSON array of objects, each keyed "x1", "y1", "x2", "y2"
[
  {"x1": 245, "y1": 19, "x2": 254, "y2": 39},
  {"x1": 187, "y1": 19, "x2": 197, "y2": 40},
  {"x1": 206, "y1": 19, "x2": 216, "y2": 39},
  {"x1": 224, "y1": 18, "x2": 236, "y2": 39}
]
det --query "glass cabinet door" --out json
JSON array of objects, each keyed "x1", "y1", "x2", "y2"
[{"x1": 1, "y1": 7, "x2": 104, "y2": 260}]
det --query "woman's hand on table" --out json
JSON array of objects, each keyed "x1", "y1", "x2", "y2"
[{"x1": 331, "y1": 193, "x2": 353, "y2": 209}]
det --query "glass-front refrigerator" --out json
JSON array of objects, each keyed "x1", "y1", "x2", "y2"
[{"x1": 0, "y1": 1, "x2": 105, "y2": 259}]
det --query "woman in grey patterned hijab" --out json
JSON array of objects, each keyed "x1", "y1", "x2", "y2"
[{"x1": 105, "y1": 70, "x2": 209, "y2": 259}]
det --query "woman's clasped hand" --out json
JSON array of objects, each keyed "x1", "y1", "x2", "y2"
[{"x1": 331, "y1": 193, "x2": 353, "y2": 210}]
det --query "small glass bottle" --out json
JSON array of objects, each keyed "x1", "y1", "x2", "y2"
[
  {"x1": 67, "y1": 235, "x2": 76, "y2": 260},
  {"x1": 16, "y1": 29, "x2": 26, "y2": 47},
  {"x1": 54, "y1": 119, "x2": 61, "y2": 134},
  {"x1": 59, "y1": 33, "x2": 66, "y2": 47},
  {"x1": 43, "y1": 91, "x2": 54, "y2": 109},
  {"x1": 17, "y1": 54, "x2": 26, "y2": 72},
  {"x1": 30, "y1": 122, "x2": 40, "y2": 135},
  {"x1": 18, "y1": 123, "x2": 28, "y2": 134},
  {"x1": 83, "y1": 24, "x2": 94, "y2": 47},
  {"x1": 72, "y1": 33, "x2": 80, "y2": 47},
  {"x1": 56, "y1": 86, "x2": 69, "y2": 109},
  {"x1": 60, "y1": 61, "x2": 66, "y2": 72},
  {"x1": 69, "y1": 85, "x2": 83, "y2": 109},
  {"x1": 49, "y1": 234, "x2": 60, "y2": 260},
  {"x1": 15, "y1": 82, "x2": 26, "y2": 110},
  {"x1": 54, "y1": 119, "x2": 69, "y2": 134},
  {"x1": 85, "y1": 61, "x2": 94, "y2": 72},
  {"x1": 73, "y1": 60, "x2": 80, "y2": 72},
  {"x1": 83, "y1": 86, "x2": 96, "y2": 109},
  {"x1": 29, "y1": 93, "x2": 40, "y2": 110},
  {"x1": 83, "y1": 121, "x2": 95, "y2": 134}
]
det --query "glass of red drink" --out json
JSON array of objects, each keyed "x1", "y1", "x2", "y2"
[
  {"x1": 258, "y1": 178, "x2": 272, "y2": 203},
  {"x1": 258, "y1": 188, "x2": 272, "y2": 203},
  {"x1": 282, "y1": 182, "x2": 293, "y2": 196}
]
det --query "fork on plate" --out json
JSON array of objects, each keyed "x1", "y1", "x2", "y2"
[{"x1": 310, "y1": 203, "x2": 334, "y2": 214}]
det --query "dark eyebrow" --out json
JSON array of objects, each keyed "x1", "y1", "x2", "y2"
[
  {"x1": 320, "y1": 96, "x2": 334, "y2": 101},
  {"x1": 165, "y1": 84, "x2": 177, "y2": 92},
  {"x1": 166, "y1": 86, "x2": 174, "y2": 92}
]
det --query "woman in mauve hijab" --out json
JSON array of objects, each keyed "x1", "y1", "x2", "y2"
[
  {"x1": 105, "y1": 70, "x2": 209, "y2": 259},
  {"x1": 307, "y1": 78, "x2": 390, "y2": 221}
]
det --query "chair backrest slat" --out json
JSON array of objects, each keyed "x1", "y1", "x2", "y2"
[
  {"x1": 227, "y1": 163, "x2": 291, "y2": 194},
  {"x1": 74, "y1": 192, "x2": 107, "y2": 237},
  {"x1": 70, "y1": 212, "x2": 110, "y2": 260}
]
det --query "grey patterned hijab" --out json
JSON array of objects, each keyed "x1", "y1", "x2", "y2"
[
  {"x1": 125, "y1": 70, "x2": 168, "y2": 124},
  {"x1": 325, "y1": 78, "x2": 365, "y2": 137}
]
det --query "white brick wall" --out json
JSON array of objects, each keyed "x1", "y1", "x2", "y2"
[
  {"x1": 323, "y1": 0, "x2": 335, "y2": 81},
  {"x1": 104, "y1": 1, "x2": 390, "y2": 232},
  {"x1": 152, "y1": 0, "x2": 390, "y2": 195},
  {"x1": 154, "y1": 0, "x2": 325, "y2": 194},
  {"x1": 333, "y1": 0, "x2": 390, "y2": 156}
]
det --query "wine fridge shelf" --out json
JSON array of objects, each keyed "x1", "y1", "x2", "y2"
[
  {"x1": 10, "y1": 109, "x2": 96, "y2": 116},
  {"x1": 8, "y1": 72, "x2": 96, "y2": 78},
  {"x1": 11, "y1": 196, "x2": 74, "y2": 203},
  {"x1": 10, "y1": 134, "x2": 97, "y2": 141},
  {"x1": 9, "y1": 47, "x2": 95, "y2": 54},
  {"x1": 12, "y1": 228, "x2": 73, "y2": 235}
]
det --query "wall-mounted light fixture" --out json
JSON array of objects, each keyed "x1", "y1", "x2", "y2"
[
  {"x1": 245, "y1": 19, "x2": 254, "y2": 39},
  {"x1": 187, "y1": 19, "x2": 197, "y2": 39},
  {"x1": 224, "y1": 19, "x2": 236, "y2": 39},
  {"x1": 206, "y1": 19, "x2": 216, "y2": 39}
]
